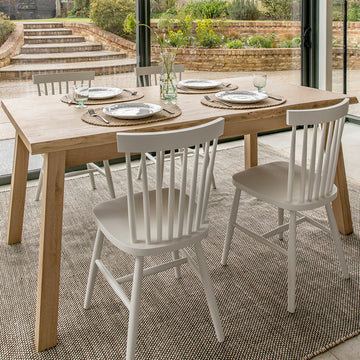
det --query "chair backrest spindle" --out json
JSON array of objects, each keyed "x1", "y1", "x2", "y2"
[
  {"x1": 286, "y1": 99, "x2": 349, "y2": 205},
  {"x1": 117, "y1": 118, "x2": 224, "y2": 245}
]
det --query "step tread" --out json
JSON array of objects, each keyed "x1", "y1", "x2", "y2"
[
  {"x1": 22, "y1": 42, "x2": 100, "y2": 48},
  {"x1": 13, "y1": 50, "x2": 126, "y2": 60},
  {"x1": 24, "y1": 35, "x2": 84, "y2": 39},
  {"x1": 0, "y1": 58, "x2": 137, "y2": 72}
]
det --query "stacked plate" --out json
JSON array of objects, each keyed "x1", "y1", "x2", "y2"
[{"x1": 215, "y1": 90, "x2": 268, "y2": 104}]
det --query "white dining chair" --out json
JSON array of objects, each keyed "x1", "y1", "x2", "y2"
[
  {"x1": 134, "y1": 65, "x2": 217, "y2": 189},
  {"x1": 84, "y1": 118, "x2": 225, "y2": 360},
  {"x1": 221, "y1": 99, "x2": 350, "y2": 313},
  {"x1": 33, "y1": 71, "x2": 115, "y2": 200}
]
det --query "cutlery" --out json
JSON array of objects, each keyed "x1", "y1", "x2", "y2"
[
  {"x1": 65, "y1": 94, "x2": 72, "y2": 104},
  {"x1": 177, "y1": 86, "x2": 190, "y2": 92},
  {"x1": 123, "y1": 89, "x2": 137, "y2": 95},
  {"x1": 221, "y1": 83, "x2": 231, "y2": 87},
  {"x1": 162, "y1": 108, "x2": 175, "y2": 114},
  {"x1": 204, "y1": 95, "x2": 232, "y2": 108},
  {"x1": 267, "y1": 95, "x2": 282, "y2": 101},
  {"x1": 88, "y1": 108, "x2": 109, "y2": 124}
]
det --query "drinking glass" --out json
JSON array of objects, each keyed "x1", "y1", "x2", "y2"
[
  {"x1": 73, "y1": 85, "x2": 89, "y2": 108},
  {"x1": 253, "y1": 73, "x2": 267, "y2": 93}
]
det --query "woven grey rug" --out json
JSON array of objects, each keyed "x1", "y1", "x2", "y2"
[{"x1": 1, "y1": 144, "x2": 359, "y2": 360}]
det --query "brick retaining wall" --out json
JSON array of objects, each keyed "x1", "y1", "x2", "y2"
[{"x1": 0, "y1": 23, "x2": 23, "y2": 68}]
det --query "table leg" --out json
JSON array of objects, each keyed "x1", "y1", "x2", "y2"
[
  {"x1": 35, "y1": 151, "x2": 65, "y2": 351},
  {"x1": 332, "y1": 145, "x2": 353, "y2": 235},
  {"x1": 244, "y1": 133, "x2": 258, "y2": 169},
  {"x1": 7, "y1": 133, "x2": 29, "y2": 245}
]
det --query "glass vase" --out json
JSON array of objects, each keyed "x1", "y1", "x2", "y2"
[{"x1": 160, "y1": 52, "x2": 177, "y2": 104}]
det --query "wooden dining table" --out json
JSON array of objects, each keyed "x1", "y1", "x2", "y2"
[{"x1": 1, "y1": 77, "x2": 357, "y2": 352}]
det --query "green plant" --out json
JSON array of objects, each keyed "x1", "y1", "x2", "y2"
[
  {"x1": 90, "y1": 0, "x2": 135, "y2": 36},
  {"x1": 260, "y1": 0, "x2": 300, "y2": 20},
  {"x1": 246, "y1": 35, "x2": 274, "y2": 48},
  {"x1": 158, "y1": 12, "x2": 177, "y2": 32},
  {"x1": 68, "y1": 6, "x2": 90, "y2": 18},
  {"x1": 75, "y1": 0, "x2": 90, "y2": 7},
  {"x1": 279, "y1": 36, "x2": 301, "y2": 48},
  {"x1": 184, "y1": 0, "x2": 228, "y2": 19},
  {"x1": 228, "y1": 0, "x2": 261, "y2": 20},
  {"x1": 225, "y1": 39, "x2": 245, "y2": 49},
  {"x1": 195, "y1": 18, "x2": 222, "y2": 48},
  {"x1": 150, "y1": 0, "x2": 175, "y2": 15},
  {"x1": 348, "y1": 0, "x2": 360, "y2": 21},
  {"x1": 0, "y1": 12, "x2": 14, "y2": 47}
]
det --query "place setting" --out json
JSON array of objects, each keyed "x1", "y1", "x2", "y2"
[
  {"x1": 200, "y1": 73, "x2": 286, "y2": 109},
  {"x1": 176, "y1": 79, "x2": 238, "y2": 94},
  {"x1": 61, "y1": 85, "x2": 144, "y2": 106},
  {"x1": 81, "y1": 102, "x2": 182, "y2": 127}
]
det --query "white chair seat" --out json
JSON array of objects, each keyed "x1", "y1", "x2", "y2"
[
  {"x1": 94, "y1": 189, "x2": 208, "y2": 256},
  {"x1": 233, "y1": 161, "x2": 337, "y2": 211}
]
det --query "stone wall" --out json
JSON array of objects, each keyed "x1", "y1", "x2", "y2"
[
  {"x1": 0, "y1": 22, "x2": 23, "y2": 68},
  {"x1": 0, "y1": 0, "x2": 55, "y2": 20},
  {"x1": 64, "y1": 23, "x2": 136, "y2": 56}
]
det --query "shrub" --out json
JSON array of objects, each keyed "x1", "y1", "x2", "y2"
[
  {"x1": 68, "y1": 6, "x2": 90, "y2": 18},
  {"x1": 158, "y1": 12, "x2": 177, "y2": 32},
  {"x1": 0, "y1": 12, "x2": 14, "y2": 47},
  {"x1": 279, "y1": 36, "x2": 301, "y2": 48},
  {"x1": 184, "y1": 0, "x2": 228, "y2": 19},
  {"x1": 228, "y1": 0, "x2": 261, "y2": 20},
  {"x1": 225, "y1": 39, "x2": 245, "y2": 48},
  {"x1": 150, "y1": 0, "x2": 175, "y2": 15},
  {"x1": 260, "y1": 0, "x2": 300, "y2": 20},
  {"x1": 348, "y1": 0, "x2": 360, "y2": 21},
  {"x1": 195, "y1": 18, "x2": 222, "y2": 48},
  {"x1": 90, "y1": 0, "x2": 136, "y2": 36},
  {"x1": 246, "y1": 35, "x2": 274, "y2": 48}
]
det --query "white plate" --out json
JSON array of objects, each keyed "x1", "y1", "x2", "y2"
[
  {"x1": 215, "y1": 90, "x2": 268, "y2": 104},
  {"x1": 178, "y1": 79, "x2": 222, "y2": 90},
  {"x1": 81, "y1": 87, "x2": 122, "y2": 99},
  {"x1": 103, "y1": 102, "x2": 163, "y2": 119}
]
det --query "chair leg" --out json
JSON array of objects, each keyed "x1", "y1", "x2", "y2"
[
  {"x1": 84, "y1": 229, "x2": 104, "y2": 309},
  {"x1": 35, "y1": 165, "x2": 44, "y2": 201},
  {"x1": 278, "y1": 208, "x2": 284, "y2": 241},
  {"x1": 194, "y1": 242, "x2": 224, "y2": 342},
  {"x1": 221, "y1": 187, "x2": 241, "y2": 265},
  {"x1": 287, "y1": 211, "x2": 296, "y2": 313},
  {"x1": 87, "y1": 163, "x2": 96, "y2": 190},
  {"x1": 172, "y1": 250, "x2": 182, "y2": 279},
  {"x1": 325, "y1": 203, "x2": 350, "y2": 278},
  {"x1": 136, "y1": 154, "x2": 144, "y2": 180},
  {"x1": 103, "y1": 160, "x2": 115, "y2": 198},
  {"x1": 126, "y1": 256, "x2": 144, "y2": 360},
  {"x1": 211, "y1": 172, "x2": 217, "y2": 190}
]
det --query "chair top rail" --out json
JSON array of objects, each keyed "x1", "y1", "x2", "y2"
[
  {"x1": 286, "y1": 98, "x2": 349, "y2": 126},
  {"x1": 117, "y1": 118, "x2": 224, "y2": 154},
  {"x1": 32, "y1": 71, "x2": 95, "y2": 85}
]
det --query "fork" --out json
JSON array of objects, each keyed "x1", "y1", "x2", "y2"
[
  {"x1": 123, "y1": 89, "x2": 137, "y2": 96},
  {"x1": 204, "y1": 95, "x2": 232, "y2": 107},
  {"x1": 88, "y1": 108, "x2": 109, "y2": 124}
]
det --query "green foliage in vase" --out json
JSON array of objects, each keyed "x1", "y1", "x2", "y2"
[
  {"x1": 0, "y1": 12, "x2": 14, "y2": 47},
  {"x1": 228, "y1": 0, "x2": 261, "y2": 20},
  {"x1": 90, "y1": 0, "x2": 135, "y2": 36}
]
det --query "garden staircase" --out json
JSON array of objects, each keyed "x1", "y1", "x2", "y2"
[{"x1": 0, "y1": 22, "x2": 137, "y2": 80}]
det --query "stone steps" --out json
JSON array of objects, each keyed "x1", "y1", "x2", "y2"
[
  {"x1": 21, "y1": 42, "x2": 103, "y2": 54},
  {"x1": 24, "y1": 35, "x2": 86, "y2": 44},
  {"x1": 12, "y1": 51, "x2": 126, "y2": 64},
  {"x1": 22, "y1": 22, "x2": 63, "y2": 29},
  {"x1": 0, "y1": 57, "x2": 137, "y2": 80},
  {"x1": 24, "y1": 28, "x2": 73, "y2": 36},
  {"x1": 1, "y1": 22, "x2": 137, "y2": 80}
]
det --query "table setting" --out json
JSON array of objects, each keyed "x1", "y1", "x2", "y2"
[
  {"x1": 61, "y1": 84, "x2": 182, "y2": 126},
  {"x1": 177, "y1": 79, "x2": 238, "y2": 94}
]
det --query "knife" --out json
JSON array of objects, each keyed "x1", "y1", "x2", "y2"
[{"x1": 268, "y1": 95, "x2": 282, "y2": 101}]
